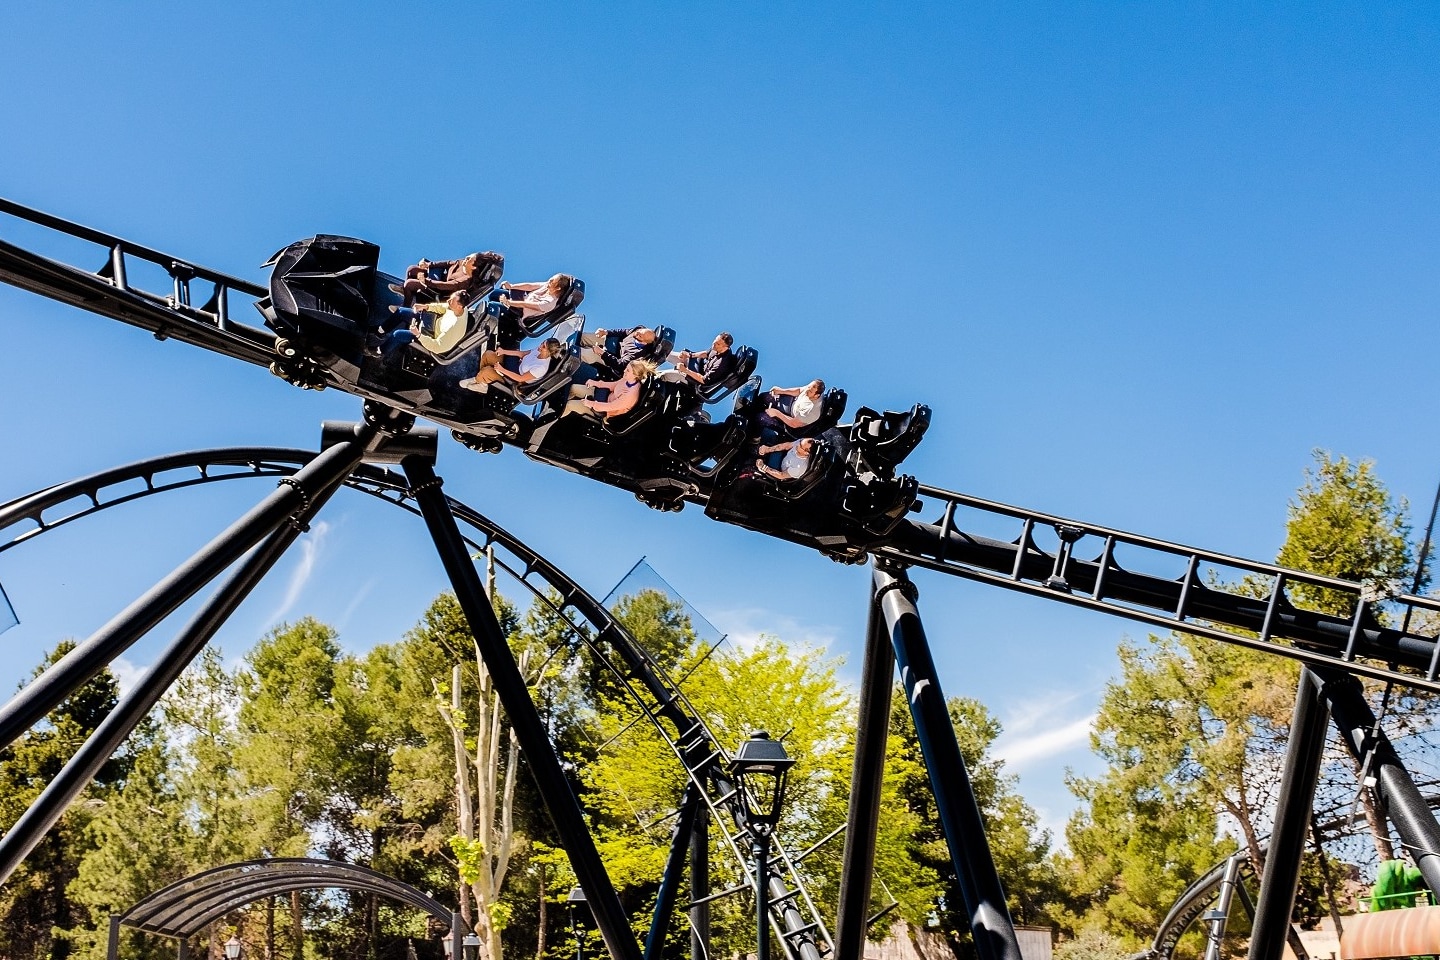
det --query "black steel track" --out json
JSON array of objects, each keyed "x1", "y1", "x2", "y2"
[{"x1": 3, "y1": 196, "x2": 1439, "y2": 696}]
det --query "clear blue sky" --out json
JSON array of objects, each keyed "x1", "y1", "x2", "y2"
[{"x1": 1, "y1": 2, "x2": 1437, "y2": 838}]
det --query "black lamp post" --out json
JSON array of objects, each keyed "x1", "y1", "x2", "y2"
[
  {"x1": 567, "y1": 886, "x2": 589, "y2": 960},
  {"x1": 462, "y1": 933, "x2": 481, "y2": 960},
  {"x1": 731, "y1": 731, "x2": 794, "y2": 960},
  {"x1": 224, "y1": 936, "x2": 242, "y2": 960}
]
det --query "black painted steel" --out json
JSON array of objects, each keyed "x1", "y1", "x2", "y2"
[
  {"x1": 0, "y1": 440, "x2": 360, "y2": 885},
  {"x1": 0, "y1": 198, "x2": 274, "y2": 368},
  {"x1": 882, "y1": 488, "x2": 1440, "y2": 694},
  {"x1": 647, "y1": 785, "x2": 702, "y2": 960},
  {"x1": 119, "y1": 858, "x2": 452, "y2": 938},
  {"x1": 691, "y1": 806, "x2": 710, "y2": 960},
  {"x1": 404, "y1": 456, "x2": 642, "y2": 960},
  {"x1": 1320, "y1": 669, "x2": 1440, "y2": 894},
  {"x1": 0, "y1": 449, "x2": 307, "y2": 555},
  {"x1": 756, "y1": 832, "x2": 773, "y2": 960},
  {"x1": 0, "y1": 439, "x2": 365, "y2": 754},
  {"x1": 1247, "y1": 668, "x2": 1330, "y2": 960},
  {"x1": 834, "y1": 593, "x2": 895, "y2": 960},
  {"x1": 7, "y1": 196, "x2": 1440, "y2": 698},
  {"x1": 873, "y1": 563, "x2": 1022, "y2": 960}
]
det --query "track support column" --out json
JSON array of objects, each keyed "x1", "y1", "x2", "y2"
[
  {"x1": 872, "y1": 562, "x2": 1022, "y2": 960},
  {"x1": 1248, "y1": 667, "x2": 1329, "y2": 960},
  {"x1": 646, "y1": 786, "x2": 702, "y2": 960},
  {"x1": 690, "y1": 804, "x2": 710, "y2": 960},
  {"x1": 1319, "y1": 668, "x2": 1440, "y2": 895},
  {"x1": 834, "y1": 583, "x2": 896, "y2": 960},
  {"x1": 403, "y1": 456, "x2": 641, "y2": 960}
]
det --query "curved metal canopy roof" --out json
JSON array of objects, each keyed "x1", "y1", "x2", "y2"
[{"x1": 118, "y1": 858, "x2": 453, "y2": 938}]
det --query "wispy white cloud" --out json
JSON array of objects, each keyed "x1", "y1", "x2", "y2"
[
  {"x1": 994, "y1": 712, "x2": 1095, "y2": 770},
  {"x1": 109, "y1": 655, "x2": 143, "y2": 696},
  {"x1": 264, "y1": 520, "x2": 331, "y2": 628},
  {"x1": 991, "y1": 688, "x2": 1098, "y2": 772}
]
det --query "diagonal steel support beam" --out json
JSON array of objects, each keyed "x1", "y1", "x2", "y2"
[
  {"x1": 646, "y1": 785, "x2": 702, "y2": 960},
  {"x1": 403, "y1": 456, "x2": 641, "y2": 960},
  {"x1": 0, "y1": 439, "x2": 367, "y2": 752},
  {"x1": 834, "y1": 577, "x2": 896, "y2": 960},
  {"x1": 1248, "y1": 667, "x2": 1329, "y2": 960},
  {"x1": 873, "y1": 563, "x2": 1022, "y2": 960},
  {"x1": 0, "y1": 426, "x2": 372, "y2": 886}
]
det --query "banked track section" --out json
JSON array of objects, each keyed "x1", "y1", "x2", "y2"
[
  {"x1": 4, "y1": 198, "x2": 1440, "y2": 695},
  {"x1": 0, "y1": 449, "x2": 833, "y2": 960}
]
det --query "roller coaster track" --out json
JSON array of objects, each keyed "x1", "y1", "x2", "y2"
[
  {"x1": 4, "y1": 195, "x2": 1440, "y2": 697},
  {"x1": 0, "y1": 448, "x2": 832, "y2": 960}
]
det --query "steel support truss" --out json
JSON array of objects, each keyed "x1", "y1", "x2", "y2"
[{"x1": 0, "y1": 437, "x2": 839, "y2": 960}]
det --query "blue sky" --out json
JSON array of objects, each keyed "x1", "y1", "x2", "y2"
[{"x1": 1, "y1": 2, "x2": 1437, "y2": 840}]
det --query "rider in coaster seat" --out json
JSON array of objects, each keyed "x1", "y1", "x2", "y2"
[
  {"x1": 488, "y1": 274, "x2": 585, "y2": 344},
  {"x1": 459, "y1": 337, "x2": 565, "y2": 395},
  {"x1": 392, "y1": 251, "x2": 504, "y2": 307},
  {"x1": 377, "y1": 291, "x2": 475, "y2": 368},
  {"x1": 757, "y1": 379, "x2": 824, "y2": 432},
  {"x1": 724, "y1": 436, "x2": 836, "y2": 517},
  {"x1": 561, "y1": 359, "x2": 657, "y2": 421},
  {"x1": 672, "y1": 332, "x2": 738, "y2": 396},
  {"x1": 754, "y1": 436, "x2": 818, "y2": 482}
]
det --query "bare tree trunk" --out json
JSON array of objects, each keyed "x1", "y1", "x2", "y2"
[
  {"x1": 536, "y1": 862, "x2": 548, "y2": 960},
  {"x1": 1358, "y1": 780, "x2": 1396, "y2": 861},
  {"x1": 290, "y1": 890, "x2": 304, "y2": 960},
  {"x1": 1222, "y1": 795, "x2": 1268, "y2": 876},
  {"x1": 266, "y1": 896, "x2": 276, "y2": 960}
]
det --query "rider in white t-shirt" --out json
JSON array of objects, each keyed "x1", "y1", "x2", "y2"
[{"x1": 760, "y1": 379, "x2": 826, "y2": 433}]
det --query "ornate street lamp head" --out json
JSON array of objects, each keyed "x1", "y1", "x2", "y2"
[
  {"x1": 730, "y1": 730, "x2": 794, "y2": 831},
  {"x1": 224, "y1": 936, "x2": 243, "y2": 960}
]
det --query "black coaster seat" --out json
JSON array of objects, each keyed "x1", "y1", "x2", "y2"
[
  {"x1": 600, "y1": 376, "x2": 665, "y2": 438},
  {"x1": 487, "y1": 330, "x2": 584, "y2": 407},
  {"x1": 849, "y1": 404, "x2": 932, "y2": 473},
  {"x1": 756, "y1": 437, "x2": 838, "y2": 503},
  {"x1": 668, "y1": 414, "x2": 749, "y2": 479}
]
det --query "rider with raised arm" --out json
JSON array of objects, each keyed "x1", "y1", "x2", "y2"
[{"x1": 376, "y1": 291, "x2": 471, "y2": 364}]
